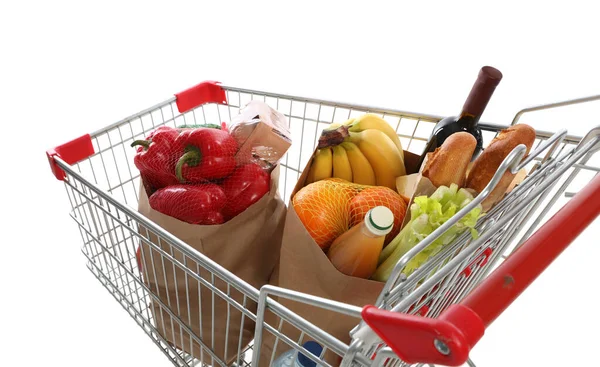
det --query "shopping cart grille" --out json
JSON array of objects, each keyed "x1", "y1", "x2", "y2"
[
  {"x1": 63, "y1": 166, "x2": 260, "y2": 367},
  {"x1": 380, "y1": 152, "x2": 567, "y2": 312}
]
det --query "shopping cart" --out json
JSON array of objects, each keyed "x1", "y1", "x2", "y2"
[{"x1": 46, "y1": 81, "x2": 600, "y2": 367}]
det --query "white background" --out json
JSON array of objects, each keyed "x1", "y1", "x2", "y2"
[{"x1": 2, "y1": 1, "x2": 600, "y2": 366}]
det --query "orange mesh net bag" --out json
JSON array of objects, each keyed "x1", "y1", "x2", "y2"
[
  {"x1": 348, "y1": 185, "x2": 407, "y2": 246},
  {"x1": 292, "y1": 178, "x2": 407, "y2": 249}
]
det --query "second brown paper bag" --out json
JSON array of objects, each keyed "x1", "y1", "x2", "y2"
[
  {"x1": 137, "y1": 167, "x2": 286, "y2": 364},
  {"x1": 258, "y1": 152, "x2": 426, "y2": 366}
]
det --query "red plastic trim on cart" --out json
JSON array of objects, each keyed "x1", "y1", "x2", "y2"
[
  {"x1": 175, "y1": 81, "x2": 228, "y2": 113},
  {"x1": 362, "y1": 304, "x2": 484, "y2": 366},
  {"x1": 407, "y1": 303, "x2": 430, "y2": 316},
  {"x1": 462, "y1": 173, "x2": 600, "y2": 328},
  {"x1": 47, "y1": 134, "x2": 95, "y2": 181},
  {"x1": 461, "y1": 247, "x2": 493, "y2": 277}
]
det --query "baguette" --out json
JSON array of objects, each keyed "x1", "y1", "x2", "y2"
[
  {"x1": 466, "y1": 124, "x2": 536, "y2": 211},
  {"x1": 422, "y1": 132, "x2": 477, "y2": 188}
]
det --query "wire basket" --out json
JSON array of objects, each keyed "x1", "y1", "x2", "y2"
[{"x1": 47, "y1": 81, "x2": 600, "y2": 367}]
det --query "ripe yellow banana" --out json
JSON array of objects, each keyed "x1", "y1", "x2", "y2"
[
  {"x1": 332, "y1": 145, "x2": 353, "y2": 182},
  {"x1": 348, "y1": 114, "x2": 404, "y2": 162},
  {"x1": 306, "y1": 148, "x2": 333, "y2": 184},
  {"x1": 340, "y1": 142, "x2": 376, "y2": 186},
  {"x1": 325, "y1": 118, "x2": 355, "y2": 131},
  {"x1": 348, "y1": 129, "x2": 406, "y2": 189}
]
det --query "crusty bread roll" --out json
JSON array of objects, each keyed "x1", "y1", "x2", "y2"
[
  {"x1": 422, "y1": 132, "x2": 477, "y2": 188},
  {"x1": 466, "y1": 124, "x2": 536, "y2": 211}
]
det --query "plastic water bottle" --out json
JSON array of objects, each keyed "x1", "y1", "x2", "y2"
[{"x1": 272, "y1": 341, "x2": 323, "y2": 367}]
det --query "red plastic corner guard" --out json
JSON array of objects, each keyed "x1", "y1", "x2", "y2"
[
  {"x1": 461, "y1": 247, "x2": 493, "y2": 277},
  {"x1": 362, "y1": 304, "x2": 484, "y2": 366},
  {"x1": 175, "y1": 81, "x2": 228, "y2": 113},
  {"x1": 47, "y1": 134, "x2": 95, "y2": 180}
]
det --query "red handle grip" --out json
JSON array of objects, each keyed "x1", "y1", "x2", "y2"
[
  {"x1": 47, "y1": 134, "x2": 95, "y2": 180},
  {"x1": 363, "y1": 173, "x2": 600, "y2": 366},
  {"x1": 462, "y1": 173, "x2": 600, "y2": 327},
  {"x1": 175, "y1": 81, "x2": 227, "y2": 113}
]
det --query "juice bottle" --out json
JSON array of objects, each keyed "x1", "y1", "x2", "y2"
[{"x1": 326, "y1": 206, "x2": 394, "y2": 279}]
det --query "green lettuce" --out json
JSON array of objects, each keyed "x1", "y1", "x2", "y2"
[{"x1": 372, "y1": 184, "x2": 482, "y2": 281}]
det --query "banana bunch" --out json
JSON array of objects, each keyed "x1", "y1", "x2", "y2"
[{"x1": 306, "y1": 114, "x2": 406, "y2": 189}]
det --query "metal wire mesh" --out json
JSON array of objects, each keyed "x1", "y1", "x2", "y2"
[
  {"x1": 55, "y1": 84, "x2": 600, "y2": 367},
  {"x1": 377, "y1": 137, "x2": 572, "y2": 307}
]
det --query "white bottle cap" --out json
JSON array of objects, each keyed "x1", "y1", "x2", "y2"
[{"x1": 364, "y1": 206, "x2": 394, "y2": 237}]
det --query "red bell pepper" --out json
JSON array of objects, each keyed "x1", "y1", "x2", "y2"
[
  {"x1": 149, "y1": 183, "x2": 227, "y2": 225},
  {"x1": 131, "y1": 126, "x2": 180, "y2": 194},
  {"x1": 221, "y1": 163, "x2": 271, "y2": 220},
  {"x1": 175, "y1": 128, "x2": 238, "y2": 183}
]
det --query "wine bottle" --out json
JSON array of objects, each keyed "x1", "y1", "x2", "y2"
[{"x1": 417, "y1": 66, "x2": 503, "y2": 169}]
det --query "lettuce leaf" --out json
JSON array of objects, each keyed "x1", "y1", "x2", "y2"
[{"x1": 372, "y1": 184, "x2": 482, "y2": 281}]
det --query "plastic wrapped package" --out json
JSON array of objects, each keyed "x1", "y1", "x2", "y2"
[{"x1": 228, "y1": 100, "x2": 292, "y2": 172}]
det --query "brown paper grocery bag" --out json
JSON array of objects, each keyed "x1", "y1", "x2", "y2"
[
  {"x1": 136, "y1": 167, "x2": 286, "y2": 364},
  {"x1": 259, "y1": 208, "x2": 385, "y2": 366},
  {"x1": 258, "y1": 152, "x2": 424, "y2": 366}
]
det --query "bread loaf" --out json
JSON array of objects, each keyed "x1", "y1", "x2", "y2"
[
  {"x1": 466, "y1": 124, "x2": 536, "y2": 211},
  {"x1": 422, "y1": 132, "x2": 477, "y2": 188}
]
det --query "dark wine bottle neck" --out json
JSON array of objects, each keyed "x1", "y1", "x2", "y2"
[{"x1": 460, "y1": 66, "x2": 503, "y2": 127}]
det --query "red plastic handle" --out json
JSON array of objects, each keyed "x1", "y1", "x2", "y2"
[
  {"x1": 362, "y1": 304, "x2": 484, "y2": 366},
  {"x1": 175, "y1": 81, "x2": 227, "y2": 113},
  {"x1": 47, "y1": 134, "x2": 95, "y2": 180},
  {"x1": 461, "y1": 173, "x2": 600, "y2": 327},
  {"x1": 363, "y1": 173, "x2": 600, "y2": 366}
]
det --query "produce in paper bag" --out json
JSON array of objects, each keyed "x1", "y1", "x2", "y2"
[
  {"x1": 292, "y1": 178, "x2": 407, "y2": 251},
  {"x1": 131, "y1": 126, "x2": 181, "y2": 195},
  {"x1": 149, "y1": 183, "x2": 227, "y2": 225},
  {"x1": 314, "y1": 114, "x2": 406, "y2": 189},
  {"x1": 174, "y1": 127, "x2": 239, "y2": 183},
  {"x1": 131, "y1": 109, "x2": 290, "y2": 223},
  {"x1": 136, "y1": 167, "x2": 287, "y2": 364},
  {"x1": 373, "y1": 183, "x2": 482, "y2": 281},
  {"x1": 131, "y1": 101, "x2": 291, "y2": 363}
]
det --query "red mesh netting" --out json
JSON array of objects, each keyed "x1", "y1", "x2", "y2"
[
  {"x1": 133, "y1": 125, "x2": 271, "y2": 224},
  {"x1": 133, "y1": 101, "x2": 290, "y2": 225}
]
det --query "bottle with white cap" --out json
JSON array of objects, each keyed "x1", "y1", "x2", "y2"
[
  {"x1": 327, "y1": 206, "x2": 395, "y2": 279},
  {"x1": 272, "y1": 341, "x2": 323, "y2": 367}
]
